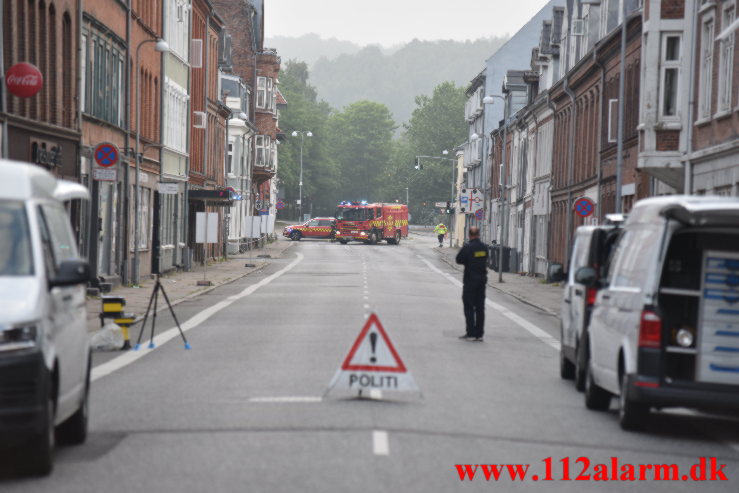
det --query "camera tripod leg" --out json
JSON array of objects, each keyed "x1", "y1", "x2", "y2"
[
  {"x1": 133, "y1": 283, "x2": 158, "y2": 351},
  {"x1": 148, "y1": 281, "x2": 160, "y2": 349},
  {"x1": 158, "y1": 281, "x2": 191, "y2": 349}
]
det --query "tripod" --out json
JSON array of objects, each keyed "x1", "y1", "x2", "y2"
[{"x1": 133, "y1": 274, "x2": 191, "y2": 351}]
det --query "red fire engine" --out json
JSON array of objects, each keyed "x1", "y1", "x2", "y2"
[{"x1": 334, "y1": 201, "x2": 409, "y2": 245}]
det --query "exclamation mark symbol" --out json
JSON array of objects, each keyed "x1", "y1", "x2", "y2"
[{"x1": 369, "y1": 332, "x2": 378, "y2": 363}]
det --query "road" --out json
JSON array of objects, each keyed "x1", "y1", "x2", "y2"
[{"x1": 2, "y1": 232, "x2": 738, "y2": 492}]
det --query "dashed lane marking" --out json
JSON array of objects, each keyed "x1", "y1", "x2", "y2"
[
  {"x1": 373, "y1": 430, "x2": 389, "y2": 456},
  {"x1": 417, "y1": 255, "x2": 560, "y2": 350},
  {"x1": 249, "y1": 396, "x2": 323, "y2": 403},
  {"x1": 91, "y1": 253, "x2": 306, "y2": 382}
]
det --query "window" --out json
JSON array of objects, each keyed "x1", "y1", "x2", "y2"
[
  {"x1": 699, "y1": 16, "x2": 715, "y2": 119},
  {"x1": 39, "y1": 204, "x2": 78, "y2": 265},
  {"x1": 267, "y1": 77, "x2": 274, "y2": 111},
  {"x1": 131, "y1": 186, "x2": 151, "y2": 250},
  {"x1": 718, "y1": 4, "x2": 735, "y2": 113},
  {"x1": 166, "y1": 0, "x2": 190, "y2": 61},
  {"x1": 660, "y1": 35, "x2": 681, "y2": 118},
  {"x1": 609, "y1": 229, "x2": 659, "y2": 289},
  {"x1": 0, "y1": 201, "x2": 33, "y2": 276},
  {"x1": 164, "y1": 77, "x2": 189, "y2": 153},
  {"x1": 257, "y1": 77, "x2": 266, "y2": 108},
  {"x1": 83, "y1": 26, "x2": 125, "y2": 126},
  {"x1": 226, "y1": 141, "x2": 233, "y2": 174},
  {"x1": 255, "y1": 135, "x2": 265, "y2": 166}
]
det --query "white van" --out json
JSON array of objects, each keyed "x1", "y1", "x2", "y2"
[
  {"x1": 581, "y1": 196, "x2": 739, "y2": 430},
  {"x1": 0, "y1": 161, "x2": 91, "y2": 475},
  {"x1": 560, "y1": 217, "x2": 623, "y2": 390}
]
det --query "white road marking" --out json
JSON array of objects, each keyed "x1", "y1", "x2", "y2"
[
  {"x1": 249, "y1": 396, "x2": 322, "y2": 403},
  {"x1": 363, "y1": 304, "x2": 370, "y2": 310},
  {"x1": 417, "y1": 255, "x2": 560, "y2": 350},
  {"x1": 363, "y1": 295, "x2": 368, "y2": 300},
  {"x1": 373, "y1": 430, "x2": 389, "y2": 455},
  {"x1": 91, "y1": 253, "x2": 306, "y2": 382}
]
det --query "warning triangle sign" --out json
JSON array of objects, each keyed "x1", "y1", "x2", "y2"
[{"x1": 328, "y1": 313, "x2": 419, "y2": 394}]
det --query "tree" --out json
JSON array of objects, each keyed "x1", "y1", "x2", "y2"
[
  {"x1": 278, "y1": 60, "x2": 339, "y2": 217},
  {"x1": 328, "y1": 101, "x2": 397, "y2": 201}
]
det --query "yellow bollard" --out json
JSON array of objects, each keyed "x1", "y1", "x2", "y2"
[{"x1": 114, "y1": 314, "x2": 136, "y2": 350}]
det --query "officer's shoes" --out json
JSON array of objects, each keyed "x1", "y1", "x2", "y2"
[
  {"x1": 458, "y1": 334, "x2": 473, "y2": 340},
  {"x1": 471, "y1": 337, "x2": 484, "y2": 342}
]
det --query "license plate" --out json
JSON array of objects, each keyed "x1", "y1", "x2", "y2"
[{"x1": 351, "y1": 230, "x2": 358, "y2": 234}]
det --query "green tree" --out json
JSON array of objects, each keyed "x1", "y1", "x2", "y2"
[
  {"x1": 278, "y1": 60, "x2": 339, "y2": 217},
  {"x1": 328, "y1": 100, "x2": 397, "y2": 201}
]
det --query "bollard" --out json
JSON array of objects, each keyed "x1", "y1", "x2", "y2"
[{"x1": 114, "y1": 314, "x2": 136, "y2": 350}]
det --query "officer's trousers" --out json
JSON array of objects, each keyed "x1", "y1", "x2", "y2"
[{"x1": 462, "y1": 278, "x2": 486, "y2": 338}]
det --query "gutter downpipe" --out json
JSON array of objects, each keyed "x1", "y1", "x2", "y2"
[
  {"x1": 546, "y1": 92, "x2": 556, "y2": 273},
  {"x1": 183, "y1": 0, "x2": 193, "y2": 271},
  {"x1": 564, "y1": 75, "x2": 577, "y2": 272},
  {"x1": 122, "y1": 0, "x2": 132, "y2": 284},
  {"x1": 0, "y1": 0, "x2": 7, "y2": 159},
  {"x1": 593, "y1": 42, "x2": 605, "y2": 221},
  {"x1": 683, "y1": 0, "x2": 700, "y2": 194},
  {"x1": 615, "y1": 4, "x2": 628, "y2": 213},
  {"x1": 202, "y1": 10, "x2": 211, "y2": 264}
]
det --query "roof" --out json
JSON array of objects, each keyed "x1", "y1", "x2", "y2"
[
  {"x1": 626, "y1": 196, "x2": 739, "y2": 227},
  {"x1": 276, "y1": 88, "x2": 287, "y2": 106},
  {"x1": 0, "y1": 160, "x2": 89, "y2": 202}
]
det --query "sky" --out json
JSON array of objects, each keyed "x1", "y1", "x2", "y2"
[{"x1": 265, "y1": 0, "x2": 553, "y2": 47}]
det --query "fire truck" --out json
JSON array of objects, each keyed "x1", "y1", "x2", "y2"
[{"x1": 334, "y1": 201, "x2": 409, "y2": 245}]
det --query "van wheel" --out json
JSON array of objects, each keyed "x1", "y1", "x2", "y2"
[
  {"x1": 584, "y1": 361, "x2": 611, "y2": 411},
  {"x1": 619, "y1": 375, "x2": 649, "y2": 431},
  {"x1": 574, "y1": 335, "x2": 588, "y2": 392},
  {"x1": 23, "y1": 386, "x2": 55, "y2": 476},
  {"x1": 369, "y1": 232, "x2": 378, "y2": 245},
  {"x1": 290, "y1": 231, "x2": 301, "y2": 241},
  {"x1": 57, "y1": 359, "x2": 90, "y2": 445},
  {"x1": 339, "y1": 239, "x2": 348, "y2": 245},
  {"x1": 393, "y1": 231, "x2": 401, "y2": 245},
  {"x1": 559, "y1": 325, "x2": 575, "y2": 380}
]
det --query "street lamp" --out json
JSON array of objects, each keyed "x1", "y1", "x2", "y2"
[
  {"x1": 442, "y1": 149, "x2": 458, "y2": 248},
  {"x1": 291, "y1": 130, "x2": 312, "y2": 220},
  {"x1": 483, "y1": 94, "x2": 508, "y2": 283},
  {"x1": 133, "y1": 37, "x2": 169, "y2": 285}
]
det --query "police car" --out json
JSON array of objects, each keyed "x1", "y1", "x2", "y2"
[{"x1": 283, "y1": 217, "x2": 337, "y2": 241}]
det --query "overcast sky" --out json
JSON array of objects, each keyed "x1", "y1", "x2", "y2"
[{"x1": 265, "y1": 0, "x2": 552, "y2": 46}]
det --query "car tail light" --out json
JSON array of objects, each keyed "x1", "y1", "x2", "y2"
[
  {"x1": 639, "y1": 310, "x2": 662, "y2": 348},
  {"x1": 586, "y1": 287, "x2": 597, "y2": 306}
]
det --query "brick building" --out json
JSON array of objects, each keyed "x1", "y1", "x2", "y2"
[
  {"x1": 188, "y1": 0, "x2": 230, "y2": 262},
  {"x1": 1, "y1": 0, "x2": 81, "y2": 235}
]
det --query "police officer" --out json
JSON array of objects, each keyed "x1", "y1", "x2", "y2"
[{"x1": 455, "y1": 226, "x2": 487, "y2": 341}]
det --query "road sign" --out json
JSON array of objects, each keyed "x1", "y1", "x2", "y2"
[
  {"x1": 276, "y1": 200, "x2": 285, "y2": 210},
  {"x1": 93, "y1": 168, "x2": 117, "y2": 182},
  {"x1": 94, "y1": 142, "x2": 120, "y2": 168},
  {"x1": 158, "y1": 183, "x2": 178, "y2": 194},
  {"x1": 327, "y1": 313, "x2": 418, "y2": 394},
  {"x1": 574, "y1": 197, "x2": 595, "y2": 217},
  {"x1": 434, "y1": 201, "x2": 447, "y2": 208}
]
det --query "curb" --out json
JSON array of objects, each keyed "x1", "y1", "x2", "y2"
[
  {"x1": 433, "y1": 248, "x2": 560, "y2": 318},
  {"x1": 96, "y1": 242, "x2": 294, "y2": 330}
]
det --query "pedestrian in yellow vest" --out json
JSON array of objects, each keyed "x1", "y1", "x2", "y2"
[{"x1": 434, "y1": 223, "x2": 448, "y2": 247}]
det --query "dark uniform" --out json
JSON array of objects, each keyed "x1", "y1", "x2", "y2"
[{"x1": 455, "y1": 238, "x2": 488, "y2": 339}]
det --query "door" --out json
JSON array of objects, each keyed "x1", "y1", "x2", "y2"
[
  {"x1": 38, "y1": 203, "x2": 88, "y2": 418},
  {"x1": 152, "y1": 192, "x2": 161, "y2": 275}
]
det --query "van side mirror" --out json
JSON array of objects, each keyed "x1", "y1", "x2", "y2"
[
  {"x1": 575, "y1": 266, "x2": 597, "y2": 287},
  {"x1": 547, "y1": 263, "x2": 565, "y2": 283},
  {"x1": 50, "y1": 259, "x2": 91, "y2": 288}
]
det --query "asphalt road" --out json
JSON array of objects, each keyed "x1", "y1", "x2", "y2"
[{"x1": 3, "y1": 233, "x2": 739, "y2": 492}]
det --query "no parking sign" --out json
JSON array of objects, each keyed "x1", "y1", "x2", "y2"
[
  {"x1": 94, "y1": 142, "x2": 120, "y2": 168},
  {"x1": 573, "y1": 197, "x2": 595, "y2": 217}
]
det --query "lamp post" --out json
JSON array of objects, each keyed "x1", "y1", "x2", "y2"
[
  {"x1": 133, "y1": 38, "x2": 169, "y2": 285},
  {"x1": 483, "y1": 94, "x2": 508, "y2": 283},
  {"x1": 291, "y1": 130, "x2": 312, "y2": 221}
]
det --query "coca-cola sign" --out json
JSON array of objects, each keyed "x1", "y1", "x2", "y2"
[{"x1": 5, "y1": 62, "x2": 43, "y2": 98}]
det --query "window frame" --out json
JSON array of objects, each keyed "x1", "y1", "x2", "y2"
[
  {"x1": 717, "y1": 2, "x2": 735, "y2": 114},
  {"x1": 659, "y1": 33, "x2": 682, "y2": 120},
  {"x1": 698, "y1": 13, "x2": 716, "y2": 120}
]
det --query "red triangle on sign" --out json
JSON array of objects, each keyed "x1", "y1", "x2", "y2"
[{"x1": 341, "y1": 313, "x2": 407, "y2": 373}]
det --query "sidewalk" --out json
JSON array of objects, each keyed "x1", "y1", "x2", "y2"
[
  {"x1": 433, "y1": 244, "x2": 563, "y2": 317},
  {"x1": 87, "y1": 239, "x2": 294, "y2": 332}
]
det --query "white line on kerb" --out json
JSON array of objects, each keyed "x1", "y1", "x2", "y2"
[
  {"x1": 91, "y1": 253, "x2": 306, "y2": 382},
  {"x1": 417, "y1": 255, "x2": 560, "y2": 350},
  {"x1": 373, "y1": 430, "x2": 389, "y2": 456}
]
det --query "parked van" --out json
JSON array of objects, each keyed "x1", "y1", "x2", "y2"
[
  {"x1": 0, "y1": 161, "x2": 91, "y2": 475},
  {"x1": 580, "y1": 196, "x2": 739, "y2": 430},
  {"x1": 559, "y1": 215, "x2": 624, "y2": 390}
]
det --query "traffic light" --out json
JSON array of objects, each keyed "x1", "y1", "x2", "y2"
[{"x1": 445, "y1": 201, "x2": 452, "y2": 214}]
